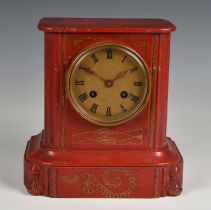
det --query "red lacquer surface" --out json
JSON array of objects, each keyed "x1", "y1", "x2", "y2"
[
  {"x1": 24, "y1": 18, "x2": 183, "y2": 198},
  {"x1": 38, "y1": 18, "x2": 176, "y2": 33}
]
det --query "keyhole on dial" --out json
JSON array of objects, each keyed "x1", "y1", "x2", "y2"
[
  {"x1": 89, "y1": 91, "x2": 97, "y2": 98},
  {"x1": 120, "y1": 91, "x2": 128, "y2": 98}
]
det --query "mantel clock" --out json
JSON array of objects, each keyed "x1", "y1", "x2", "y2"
[{"x1": 24, "y1": 18, "x2": 183, "y2": 198}]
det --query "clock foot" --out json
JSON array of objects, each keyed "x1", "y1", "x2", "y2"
[
  {"x1": 167, "y1": 165, "x2": 183, "y2": 196},
  {"x1": 24, "y1": 131, "x2": 183, "y2": 198},
  {"x1": 24, "y1": 165, "x2": 44, "y2": 196}
]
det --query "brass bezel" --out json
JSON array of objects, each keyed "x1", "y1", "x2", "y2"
[{"x1": 66, "y1": 42, "x2": 151, "y2": 126}]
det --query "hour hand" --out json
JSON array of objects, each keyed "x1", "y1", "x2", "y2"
[
  {"x1": 79, "y1": 66, "x2": 94, "y2": 74},
  {"x1": 79, "y1": 66, "x2": 106, "y2": 82}
]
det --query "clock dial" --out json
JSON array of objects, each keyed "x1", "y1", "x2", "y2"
[{"x1": 66, "y1": 43, "x2": 150, "y2": 126}]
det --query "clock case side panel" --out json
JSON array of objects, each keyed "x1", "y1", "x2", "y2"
[
  {"x1": 152, "y1": 33, "x2": 171, "y2": 148},
  {"x1": 42, "y1": 32, "x2": 65, "y2": 148}
]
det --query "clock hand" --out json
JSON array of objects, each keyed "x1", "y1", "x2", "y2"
[
  {"x1": 111, "y1": 67, "x2": 137, "y2": 82},
  {"x1": 79, "y1": 66, "x2": 137, "y2": 88},
  {"x1": 79, "y1": 66, "x2": 106, "y2": 82}
]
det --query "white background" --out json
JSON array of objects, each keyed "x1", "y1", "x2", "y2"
[{"x1": 0, "y1": 0, "x2": 211, "y2": 209}]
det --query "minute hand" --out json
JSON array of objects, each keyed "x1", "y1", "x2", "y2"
[{"x1": 112, "y1": 66, "x2": 138, "y2": 82}]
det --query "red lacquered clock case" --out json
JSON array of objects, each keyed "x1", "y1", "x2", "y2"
[{"x1": 24, "y1": 18, "x2": 183, "y2": 198}]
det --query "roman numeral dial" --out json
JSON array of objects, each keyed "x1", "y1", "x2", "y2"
[
  {"x1": 120, "y1": 104, "x2": 127, "y2": 112},
  {"x1": 129, "y1": 94, "x2": 139, "y2": 103},
  {"x1": 78, "y1": 92, "x2": 89, "y2": 103},
  {"x1": 75, "y1": 80, "x2": 84, "y2": 85},
  {"x1": 107, "y1": 48, "x2": 112, "y2": 59},
  {"x1": 134, "y1": 81, "x2": 142, "y2": 87},
  {"x1": 106, "y1": 107, "x2": 112, "y2": 116},
  {"x1": 89, "y1": 103, "x2": 99, "y2": 113},
  {"x1": 66, "y1": 44, "x2": 150, "y2": 126},
  {"x1": 91, "y1": 54, "x2": 98, "y2": 63}
]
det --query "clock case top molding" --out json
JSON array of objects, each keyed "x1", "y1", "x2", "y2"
[{"x1": 24, "y1": 18, "x2": 183, "y2": 198}]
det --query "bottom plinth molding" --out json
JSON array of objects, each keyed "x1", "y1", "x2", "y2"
[{"x1": 24, "y1": 132, "x2": 183, "y2": 198}]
